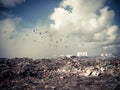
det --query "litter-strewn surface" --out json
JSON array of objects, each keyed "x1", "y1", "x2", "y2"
[{"x1": 0, "y1": 57, "x2": 120, "y2": 90}]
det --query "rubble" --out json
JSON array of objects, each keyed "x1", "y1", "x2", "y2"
[{"x1": 0, "y1": 57, "x2": 120, "y2": 90}]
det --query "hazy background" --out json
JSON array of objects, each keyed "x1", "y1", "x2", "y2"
[{"x1": 0, "y1": 0, "x2": 120, "y2": 58}]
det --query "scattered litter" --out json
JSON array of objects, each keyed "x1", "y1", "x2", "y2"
[{"x1": 0, "y1": 57, "x2": 120, "y2": 90}]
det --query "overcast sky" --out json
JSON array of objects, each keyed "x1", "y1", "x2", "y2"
[{"x1": 0, "y1": 0, "x2": 120, "y2": 58}]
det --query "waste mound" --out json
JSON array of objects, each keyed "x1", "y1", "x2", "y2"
[{"x1": 0, "y1": 57, "x2": 120, "y2": 90}]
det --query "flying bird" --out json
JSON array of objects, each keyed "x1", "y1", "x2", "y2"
[
  {"x1": 56, "y1": 41, "x2": 58, "y2": 44},
  {"x1": 34, "y1": 40, "x2": 36, "y2": 42},
  {"x1": 45, "y1": 31, "x2": 48, "y2": 33},
  {"x1": 26, "y1": 34, "x2": 29, "y2": 36},
  {"x1": 59, "y1": 38, "x2": 62, "y2": 41},
  {"x1": 67, "y1": 35, "x2": 69, "y2": 38},
  {"x1": 64, "y1": 45, "x2": 68, "y2": 48}
]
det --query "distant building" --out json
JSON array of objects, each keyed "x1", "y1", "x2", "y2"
[
  {"x1": 100, "y1": 54, "x2": 104, "y2": 57},
  {"x1": 77, "y1": 51, "x2": 88, "y2": 57},
  {"x1": 100, "y1": 53, "x2": 112, "y2": 57},
  {"x1": 77, "y1": 52, "x2": 80, "y2": 57}
]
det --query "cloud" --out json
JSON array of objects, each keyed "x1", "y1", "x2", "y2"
[
  {"x1": 0, "y1": 18, "x2": 70, "y2": 58},
  {"x1": 0, "y1": 18, "x2": 21, "y2": 36},
  {"x1": 0, "y1": 0, "x2": 26, "y2": 7},
  {"x1": 0, "y1": 19, "x2": 47, "y2": 58},
  {"x1": 0, "y1": 0, "x2": 119, "y2": 58},
  {"x1": 50, "y1": 0, "x2": 119, "y2": 56},
  {"x1": 0, "y1": 17, "x2": 21, "y2": 57}
]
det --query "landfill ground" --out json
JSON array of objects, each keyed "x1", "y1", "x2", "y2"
[{"x1": 0, "y1": 56, "x2": 120, "y2": 90}]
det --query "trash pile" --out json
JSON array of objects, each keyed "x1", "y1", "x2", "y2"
[{"x1": 0, "y1": 57, "x2": 120, "y2": 90}]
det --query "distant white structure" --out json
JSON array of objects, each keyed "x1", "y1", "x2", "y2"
[
  {"x1": 77, "y1": 51, "x2": 88, "y2": 57},
  {"x1": 77, "y1": 52, "x2": 80, "y2": 57},
  {"x1": 100, "y1": 54, "x2": 104, "y2": 57},
  {"x1": 100, "y1": 53, "x2": 112, "y2": 57}
]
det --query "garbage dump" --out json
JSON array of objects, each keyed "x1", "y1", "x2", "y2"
[{"x1": 0, "y1": 57, "x2": 120, "y2": 90}]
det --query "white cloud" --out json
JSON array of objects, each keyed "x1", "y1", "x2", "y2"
[
  {"x1": 50, "y1": 0, "x2": 119, "y2": 56},
  {"x1": 0, "y1": 20, "x2": 47, "y2": 58},
  {"x1": 0, "y1": 0, "x2": 119, "y2": 58},
  {"x1": 0, "y1": 0, "x2": 26, "y2": 7},
  {"x1": 0, "y1": 18, "x2": 70, "y2": 58},
  {"x1": 0, "y1": 18, "x2": 21, "y2": 38}
]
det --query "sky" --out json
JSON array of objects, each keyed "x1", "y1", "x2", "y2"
[{"x1": 0, "y1": 0, "x2": 120, "y2": 58}]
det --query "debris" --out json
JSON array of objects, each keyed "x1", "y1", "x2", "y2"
[
  {"x1": 0, "y1": 57, "x2": 120, "y2": 90},
  {"x1": 115, "y1": 84, "x2": 120, "y2": 90}
]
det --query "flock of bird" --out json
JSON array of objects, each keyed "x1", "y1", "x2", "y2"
[
  {"x1": 24, "y1": 28, "x2": 70, "y2": 48},
  {"x1": 22, "y1": 27, "x2": 95, "y2": 49}
]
